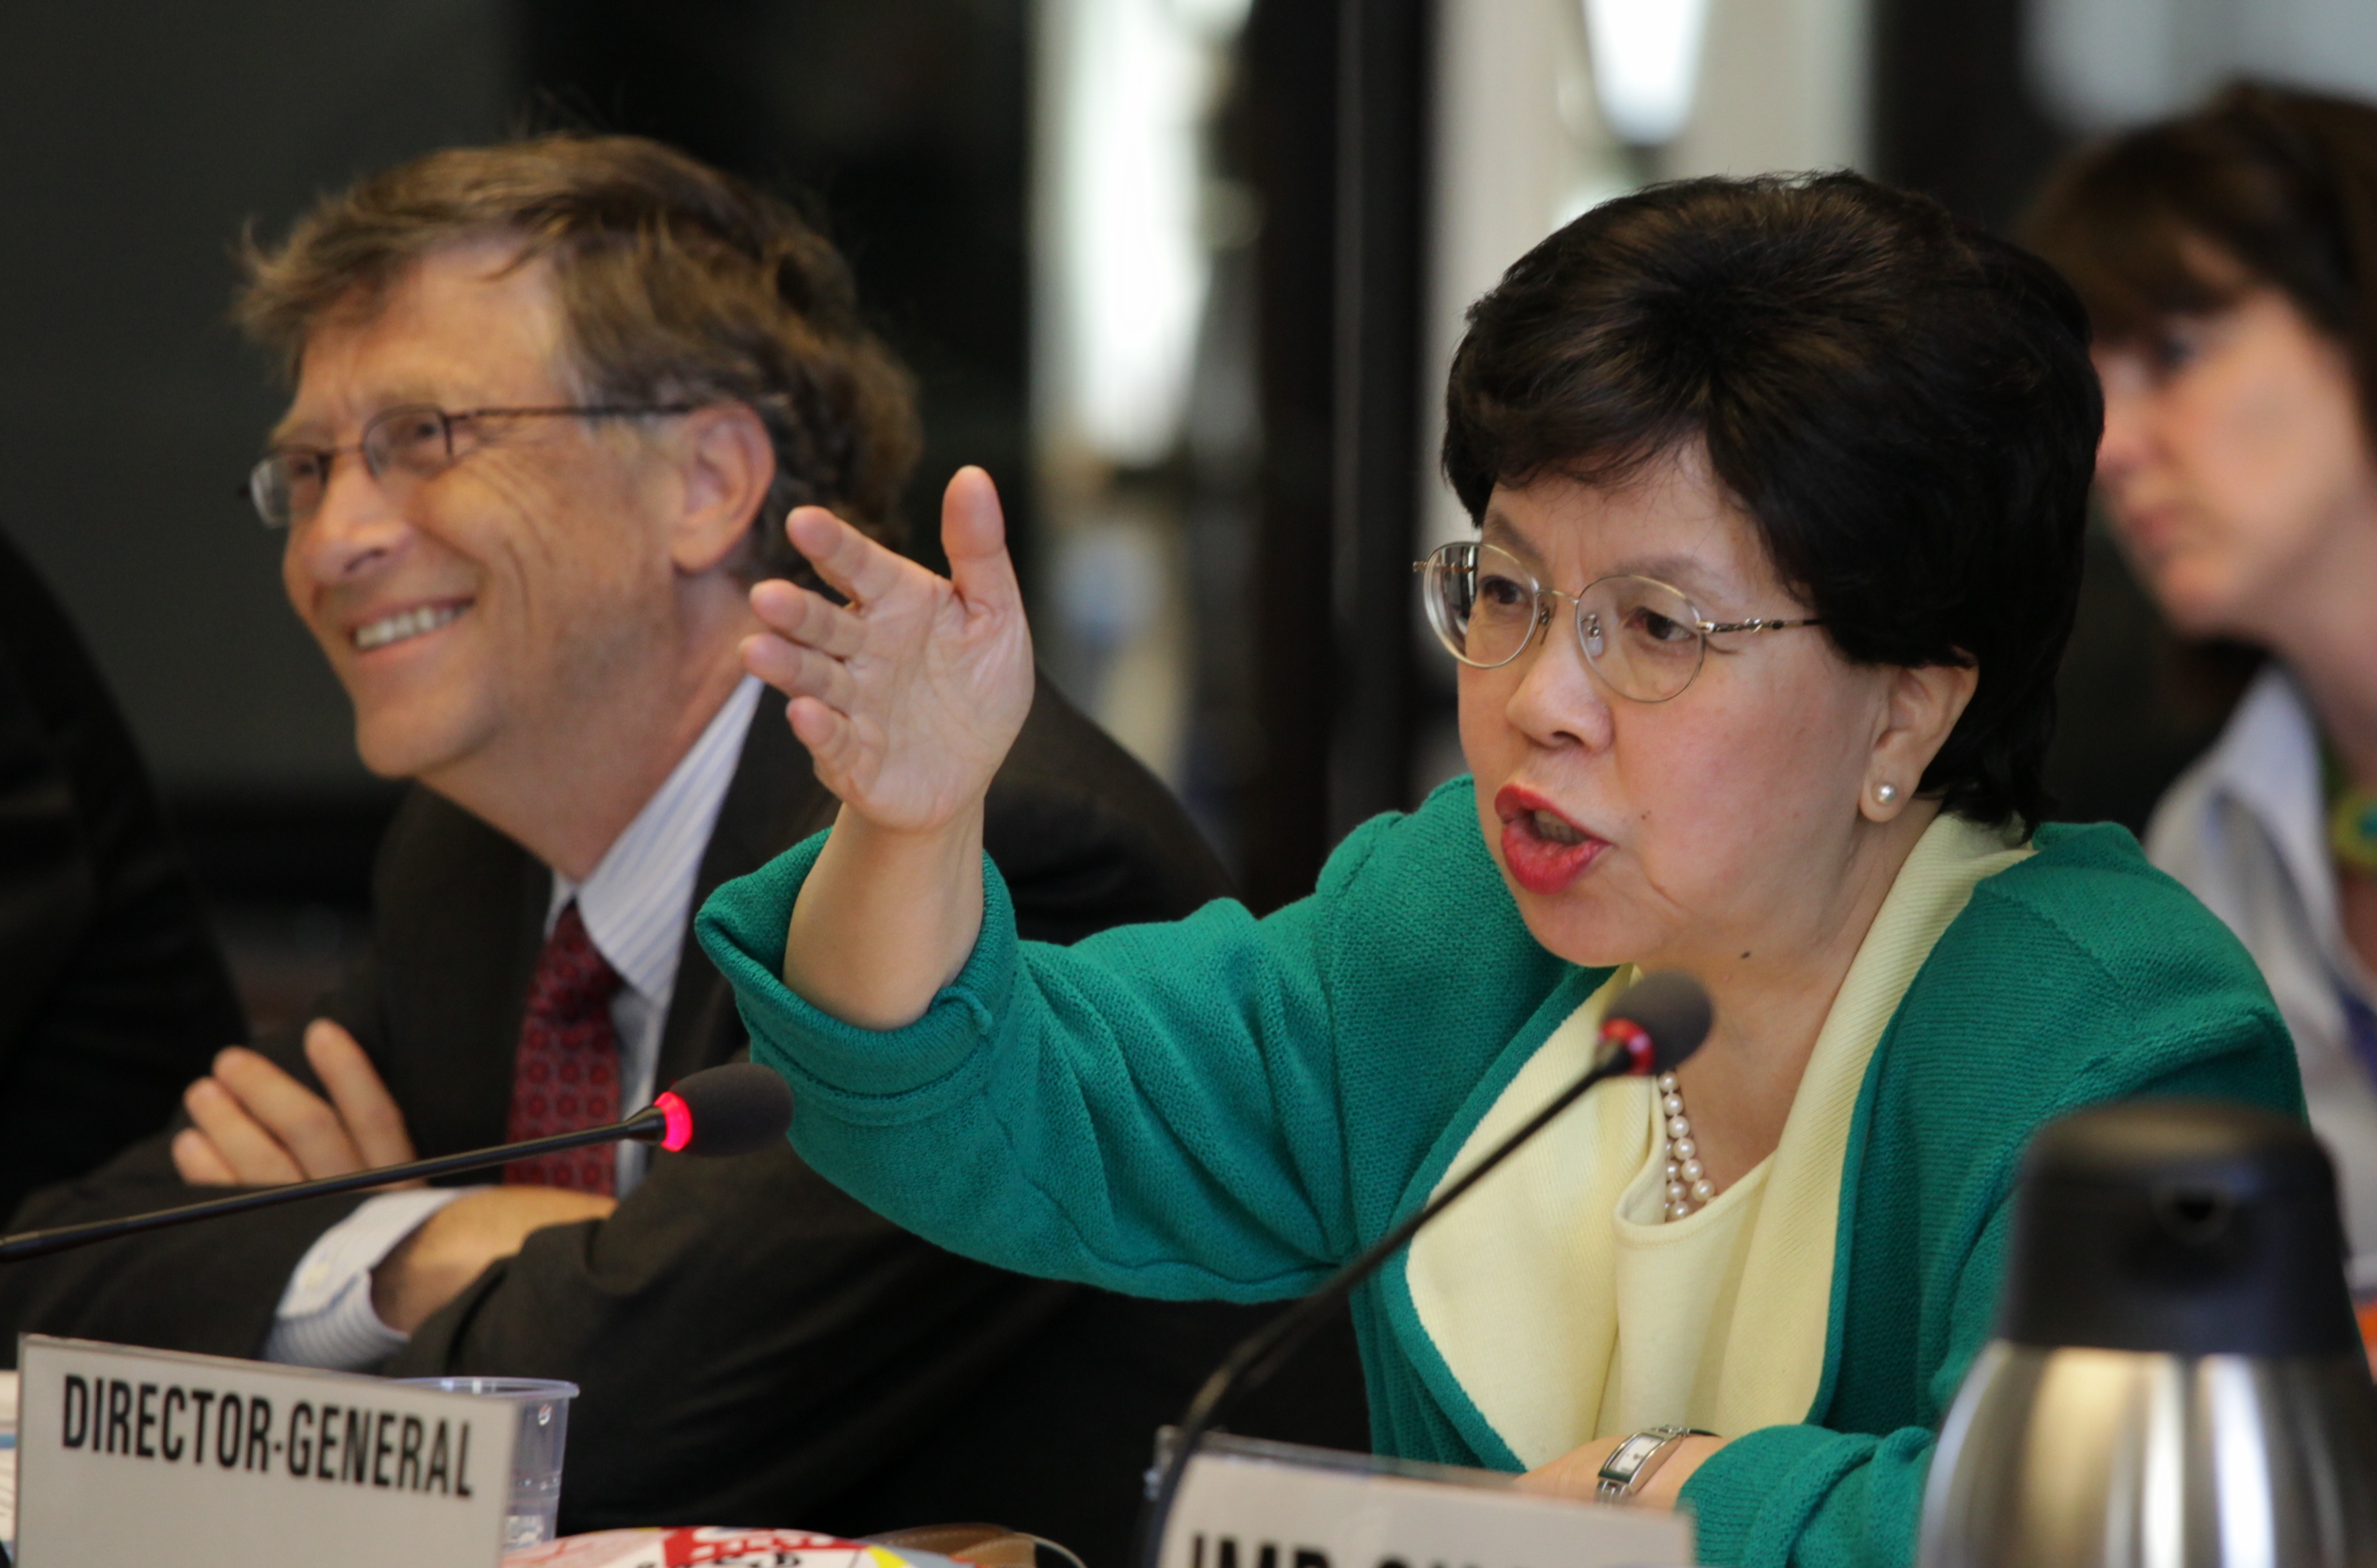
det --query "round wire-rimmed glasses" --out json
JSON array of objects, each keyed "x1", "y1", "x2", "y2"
[
  {"x1": 244, "y1": 402, "x2": 698, "y2": 529},
  {"x1": 1413, "y1": 539, "x2": 1824, "y2": 703}
]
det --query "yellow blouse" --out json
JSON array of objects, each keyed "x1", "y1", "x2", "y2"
[{"x1": 1402, "y1": 813, "x2": 2032, "y2": 1466}]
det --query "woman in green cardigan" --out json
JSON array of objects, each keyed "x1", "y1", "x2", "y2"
[{"x1": 696, "y1": 173, "x2": 2299, "y2": 1566}]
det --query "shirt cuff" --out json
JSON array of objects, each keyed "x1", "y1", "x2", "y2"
[{"x1": 260, "y1": 1188, "x2": 471, "y2": 1371}]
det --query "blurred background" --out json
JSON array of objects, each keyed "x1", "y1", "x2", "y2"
[{"x1": 6, "y1": 0, "x2": 2376, "y2": 1034}]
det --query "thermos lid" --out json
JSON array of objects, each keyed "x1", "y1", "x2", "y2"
[{"x1": 1999, "y1": 1099, "x2": 2359, "y2": 1356}]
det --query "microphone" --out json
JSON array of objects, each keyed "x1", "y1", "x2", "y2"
[
  {"x1": 1133, "y1": 971, "x2": 1713, "y2": 1568},
  {"x1": 0, "y1": 1061, "x2": 795, "y2": 1264}
]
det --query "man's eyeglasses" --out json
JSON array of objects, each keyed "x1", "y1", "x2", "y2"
[
  {"x1": 1414, "y1": 539, "x2": 1822, "y2": 703},
  {"x1": 243, "y1": 403, "x2": 697, "y2": 529}
]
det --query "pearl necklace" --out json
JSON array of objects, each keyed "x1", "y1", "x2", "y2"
[{"x1": 1660, "y1": 1072, "x2": 1715, "y2": 1221}]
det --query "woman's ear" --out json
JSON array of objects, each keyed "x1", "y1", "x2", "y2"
[
  {"x1": 668, "y1": 402, "x2": 777, "y2": 576},
  {"x1": 1862, "y1": 657, "x2": 1980, "y2": 822}
]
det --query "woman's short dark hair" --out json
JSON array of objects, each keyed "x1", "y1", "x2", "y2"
[
  {"x1": 2026, "y1": 82, "x2": 2377, "y2": 444},
  {"x1": 1443, "y1": 171, "x2": 2100, "y2": 831}
]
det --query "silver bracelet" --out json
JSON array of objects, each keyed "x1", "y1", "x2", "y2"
[{"x1": 1594, "y1": 1424, "x2": 1713, "y2": 1503}]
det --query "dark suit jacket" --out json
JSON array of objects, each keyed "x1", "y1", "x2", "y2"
[
  {"x1": 0, "y1": 528, "x2": 245, "y2": 1223},
  {"x1": 0, "y1": 675, "x2": 1368, "y2": 1560}
]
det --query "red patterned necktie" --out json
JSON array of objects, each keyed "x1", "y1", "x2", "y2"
[{"x1": 506, "y1": 901, "x2": 624, "y2": 1194}]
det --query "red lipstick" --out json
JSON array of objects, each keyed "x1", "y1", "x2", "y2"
[{"x1": 1493, "y1": 784, "x2": 1609, "y2": 896}]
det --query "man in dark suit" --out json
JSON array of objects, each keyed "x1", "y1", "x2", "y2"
[
  {"x1": 0, "y1": 529, "x2": 247, "y2": 1223},
  {"x1": 0, "y1": 135, "x2": 1364, "y2": 1554}
]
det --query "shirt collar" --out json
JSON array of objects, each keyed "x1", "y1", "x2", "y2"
[
  {"x1": 548, "y1": 674, "x2": 765, "y2": 1006},
  {"x1": 2193, "y1": 665, "x2": 2333, "y2": 919}
]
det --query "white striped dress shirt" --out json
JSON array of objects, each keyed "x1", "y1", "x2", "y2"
[{"x1": 263, "y1": 675, "x2": 765, "y2": 1369}]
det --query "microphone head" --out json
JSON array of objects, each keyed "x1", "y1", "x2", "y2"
[
  {"x1": 654, "y1": 1062, "x2": 796, "y2": 1157},
  {"x1": 1597, "y1": 971, "x2": 1713, "y2": 1077}
]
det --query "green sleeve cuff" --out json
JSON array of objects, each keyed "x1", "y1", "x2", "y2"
[
  {"x1": 693, "y1": 828, "x2": 1021, "y2": 1118},
  {"x1": 1679, "y1": 1422, "x2": 1896, "y2": 1568}
]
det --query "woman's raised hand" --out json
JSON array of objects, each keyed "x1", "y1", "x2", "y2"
[{"x1": 743, "y1": 465, "x2": 1033, "y2": 833}]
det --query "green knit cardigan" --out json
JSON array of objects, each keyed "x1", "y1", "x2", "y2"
[{"x1": 695, "y1": 779, "x2": 2300, "y2": 1568}]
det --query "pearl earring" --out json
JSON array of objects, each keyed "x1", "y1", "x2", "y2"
[{"x1": 1875, "y1": 782, "x2": 1899, "y2": 805}]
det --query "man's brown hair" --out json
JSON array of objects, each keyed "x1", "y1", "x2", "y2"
[{"x1": 235, "y1": 133, "x2": 920, "y2": 576}]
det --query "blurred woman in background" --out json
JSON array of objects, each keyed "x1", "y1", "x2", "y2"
[{"x1": 2033, "y1": 84, "x2": 2377, "y2": 1285}]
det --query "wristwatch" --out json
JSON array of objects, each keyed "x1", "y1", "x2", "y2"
[{"x1": 1595, "y1": 1424, "x2": 1713, "y2": 1503}]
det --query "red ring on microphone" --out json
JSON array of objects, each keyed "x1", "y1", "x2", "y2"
[
  {"x1": 1599, "y1": 1017, "x2": 1656, "y2": 1075},
  {"x1": 658, "y1": 1091, "x2": 694, "y2": 1152}
]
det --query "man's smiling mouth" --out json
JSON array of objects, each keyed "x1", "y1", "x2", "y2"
[{"x1": 353, "y1": 601, "x2": 469, "y2": 652}]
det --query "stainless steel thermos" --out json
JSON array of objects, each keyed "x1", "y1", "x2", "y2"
[{"x1": 1918, "y1": 1099, "x2": 2377, "y2": 1567}]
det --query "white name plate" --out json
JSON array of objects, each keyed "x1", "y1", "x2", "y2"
[
  {"x1": 1160, "y1": 1433, "x2": 1696, "y2": 1568},
  {"x1": 15, "y1": 1334, "x2": 516, "y2": 1568}
]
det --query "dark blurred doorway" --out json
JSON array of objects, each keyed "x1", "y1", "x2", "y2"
[{"x1": 516, "y1": 0, "x2": 1037, "y2": 586}]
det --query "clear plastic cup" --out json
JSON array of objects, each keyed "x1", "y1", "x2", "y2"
[{"x1": 396, "y1": 1375, "x2": 577, "y2": 1550}]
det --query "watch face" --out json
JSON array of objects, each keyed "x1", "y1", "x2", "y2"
[{"x1": 1599, "y1": 1433, "x2": 1665, "y2": 1480}]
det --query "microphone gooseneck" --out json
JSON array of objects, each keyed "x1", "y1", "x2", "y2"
[
  {"x1": 1132, "y1": 971, "x2": 1713, "y2": 1568},
  {"x1": 0, "y1": 1062, "x2": 796, "y2": 1264}
]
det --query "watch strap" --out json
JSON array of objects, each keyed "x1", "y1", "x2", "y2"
[{"x1": 1593, "y1": 1424, "x2": 1713, "y2": 1503}]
